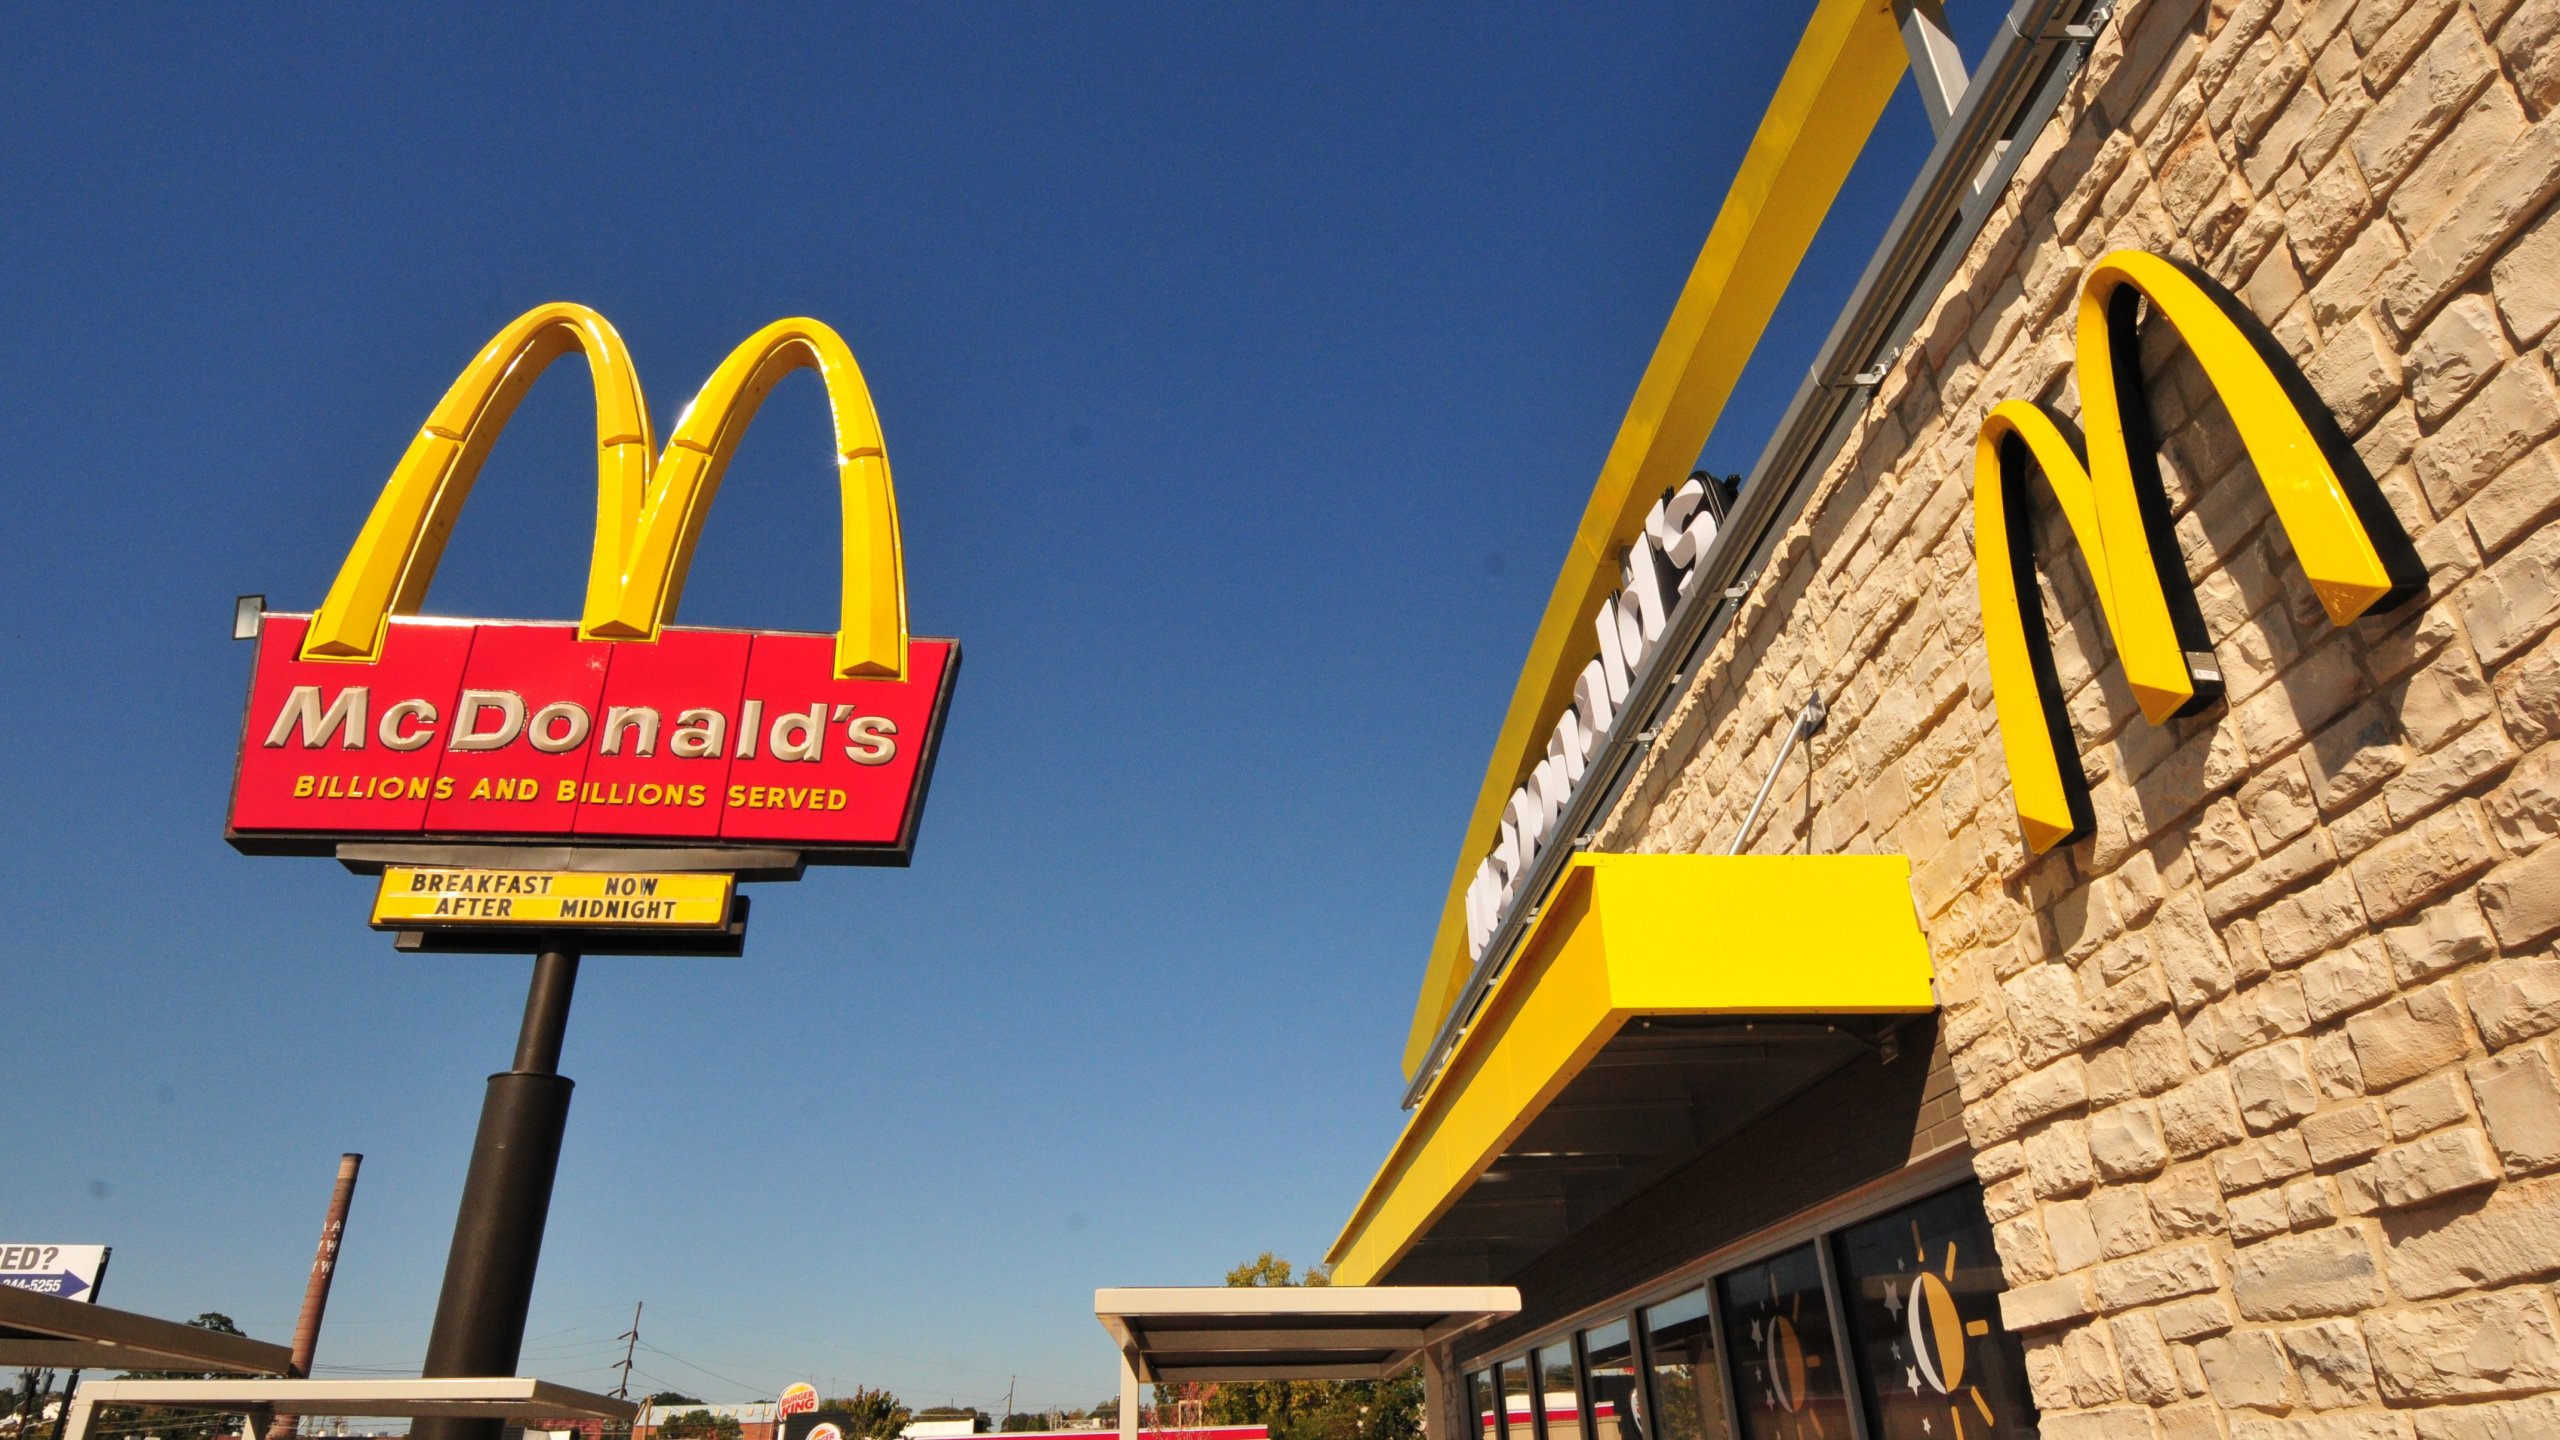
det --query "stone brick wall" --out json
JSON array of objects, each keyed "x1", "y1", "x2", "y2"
[{"x1": 1593, "y1": 0, "x2": 2560, "y2": 1433}]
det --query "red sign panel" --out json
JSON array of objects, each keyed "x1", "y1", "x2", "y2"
[{"x1": 229, "y1": 616, "x2": 958, "y2": 864}]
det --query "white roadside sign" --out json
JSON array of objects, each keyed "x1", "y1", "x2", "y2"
[{"x1": 0, "y1": 1243, "x2": 109, "y2": 1301}]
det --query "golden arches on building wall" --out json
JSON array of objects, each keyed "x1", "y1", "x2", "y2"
[
  {"x1": 301, "y1": 303, "x2": 908, "y2": 682},
  {"x1": 1974, "y1": 250, "x2": 2426, "y2": 854}
]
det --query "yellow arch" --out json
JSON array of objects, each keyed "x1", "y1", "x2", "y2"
[
  {"x1": 300, "y1": 305, "x2": 908, "y2": 681},
  {"x1": 1976, "y1": 249, "x2": 2419, "y2": 853}
]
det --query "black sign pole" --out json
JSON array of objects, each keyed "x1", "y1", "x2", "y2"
[
  {"x1": 411, "y1": 947, "x2": 580, "y2": 1440},
  {"x1": 47, "y1": 1247, "x2": 108, "y2": 1440}
]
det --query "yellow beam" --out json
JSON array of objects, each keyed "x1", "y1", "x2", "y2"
[
  {"x1": 1405, "y1": 0, "x2": 1915, "y2": 1077},
  {"x1": 1339, "y1": 853, "x2": 1934, "y2": 1286}
]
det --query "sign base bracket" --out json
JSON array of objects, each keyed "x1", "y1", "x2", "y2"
[{"x1": 336, "y1": 843, "x2": 804, "y2": 881}]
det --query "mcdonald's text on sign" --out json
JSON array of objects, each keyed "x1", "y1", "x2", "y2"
[
  {"x1": 227, "y1": 303, "x2": 958, "y2": 865},
  {"x1": 232, "y1": 617, "x2": 955, "y2": 859},
  {"x1": 371, "y1": 867, "x2": 734, "y2": 930}
]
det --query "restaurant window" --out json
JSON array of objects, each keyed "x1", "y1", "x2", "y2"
[
  {"x1": 1835, "y1": 1184, "x2": 2038, "y2": 1440},
  {"x1": 1641, "y1": 1289, "x2": 1730, "y2": 1440},
  {"x1": 1505, "y1": 1356, "x2": 1539, "y2": 1440},
  {"x1": 1581, "y1": 1319, "x2": 1645, "y2": 1440},
  {"x1": 1471, "y1": 1368, "x2": 1502, "y2": 1440},
  {"x1": 1718, "y1": 1244, "x2": 1852, "y2": 1440},
  {"x1": 1539, "y1": 1344, "x2": 1585, "y2": 1440}
]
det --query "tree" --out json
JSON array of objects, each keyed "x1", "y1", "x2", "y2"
[
  {"x1": 824, "y1": 1388, "x2": 911, "y2": 1440},
  {"x1": 658, "y1": 1412, "x2": 742, "y2": 1440},
  {"x1": 643, "y1": 1395, "x2": 705, "y2": 1409},
  {"x1": 912, "y1": 1408, "x2": 988, "y2": 1431},
  {"x1": 1198, "y1": 1258, "x2": 1419, "y2": 1440}
]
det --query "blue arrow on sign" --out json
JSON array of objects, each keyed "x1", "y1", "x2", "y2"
[{"x1": 0, "y1": 1272, "x2": 90, "y2": 1300}]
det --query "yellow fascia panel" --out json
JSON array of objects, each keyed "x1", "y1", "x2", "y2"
[
  {"x1": 1336, "y1": 852, "x2": 1934, "y2": 1286},
  {"x1": 1405, "y1": 0, "x2": 1913, "y2": 1079}
]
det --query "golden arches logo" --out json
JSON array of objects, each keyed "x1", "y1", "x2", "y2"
[
  {"x1": 300, "y1": 303, "x2": 908, "y2": 682},
  {"x1": 1974, "y1": 250, "x2": 2424, "y2": 853}
]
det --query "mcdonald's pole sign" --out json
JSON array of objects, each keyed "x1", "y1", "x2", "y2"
[{"x1": 226, "y1": 304, "x2": 958, "y2": 864}]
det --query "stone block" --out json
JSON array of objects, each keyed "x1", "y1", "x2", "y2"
[
  {"x1": 2383, "y1": 721, "x2": 2522, "y2": 828},
  {"x1": 2409, "y1": 1392, "x2": 2560, "y2": 1438},
  {"x1": 2231, "y1": 1418, "x2": 2411, "y2": 1440},
  {"x1": 2112, "y1": 1308, "x2": 2183, "y2": 1404},
  {"x1": 2050, "y1": 1196, "x2": 2103, "y2": 1272},
  {"x1": 2287, "y1": 1175, "x2": 2339, "y2": 1227},
  {"x1": 2200, "y1": 1326, "x2": 2297, "y2": 1409},
  {"x1": 2457, "y1": 499, "x2": 2560, "y2": 664},
  {"x1": 2306, "y1": 313, "x2": 2407, "y2": 434},
  {"x1": 1998, "y1": 1211, "x2": 2058, "y2": 1283},
  {"x1": 2095, "y1": 1183, "x2": 2166, "y2": 1259},
  {"x1": 2013, "y1": 1056, "x2": 2095, "y2": 1128},
  {"x1": 2376, "y1": 112, "x2": 2560, "y2": 340},
  {"x1": 2399, "y1": 644, "x2": 2499, "y2": 754},
  {"x1": 2242, "y1": 756, "x2": 2320, "y2": 849},
  {"x1": 2366, "y1": 1289, "x2": 2560, "y2": 1400},
  {"x1": 2000, "y1": 1273, "x2": 2097, "y2": 1331},
  {"x1": 2304, "y1": 940, "x2": 2397, "y2": 1023},
  {"x1": 2306, "y1": 1102, "x2": 2392, "y2": 1168},
  {"x1": 2348, "y1": 11, "x2": 2498, "y2": 194},
  {"x1": 2315, "y1": 1029, "x2": 2367, "y2": 1102},
  {"x1": 2470, "y1": 1045, "x2": 2560, "y2": 1172},
  {"x1": 2091, "y1": 965, "x2": 2176, "y2": 1040},
  {"x1": 2385, "y1": 894, "x2": 2498, "y2": 984},
  {"x1": 2091, "y1": 1100, "x2": 2173, "y2": 1179},
  {"x1": 2007, "y1": 961, "x2": 2090, "y2": 1068},
  {"x1": 2465, "y1": 955, "x2": 2560, "y2": 1048},
  {"x1": 2486, "y1": 749, "x2": 2560, "y2": 850},
  {"x1": 2095, "y1": 1240, "x2": 2223, "y2": 1311},
  {"x1": 2391, "y1": 81, "x2": 2533, "y2": 238},
  {"x1": 2282, "y1": 1316, "x2": 2381, "y2": 1407},
  {"x1": 2376, "y1": 1126, "x2": 2505, "y2": 1206},
  {"x1": 2463, "y1": 446, "x2": 2560, "y2": 557},
  {"x1": 2409, "y1": 296, "x2": 2512, "y2": 425},
  {"x1": 2163, "y1": 1070, "x2": 2251, "y2": 1156},
  {"x1": 2158, "y1": 1292, "x2": 2239, "y2": 1341},
  {"x1": 2498, "y1": 0, "x2": 2560, "y2": 113},
  {"x1": 2348, "y1": 800, "x2": 2500, "y2": 922},
  {"x1": 2480, "y1": 843, "x2": 2560, "y2": 948},
  {"x1": 2220, "y1": 1130, "x2": 2318, "y2": 1191},
  {"x1": 2233, "y1": 1225, "x2": 2386, "y2": 1318},
  {"x1": 2262, "y1": 874, "x2": 2374, "y2": 971},
  {"x1": 2235, "y1": 1184, "x2": 2296, "y2": 1241},
  {"x1": 2348, "y1": 983, "x2": 2477, "y2": 1089},
  {"x1": 2236, "y1": 1040, "x2": 2324, "y2": 1131},
  {"x1": 2029, "y1": 1117, "x2": 2100, "y2": 1198},
  {"x1": 2388, "y1": 1071, "x2": 2479, "y2": 1139},
  {"x1": 2152, "y1": 1161, "x2": 2232, "y2": 1238},
  {"x1": 2493, "y1": 628, "x2": 2560, "y2": 747},
  {"x1": 2154, "y1": 888, "x2": 2238, "y2": 1011},
  {"x1": 2381, "y1": 1174, "x2": 2560, "y2": 1297},
  {"x1": 2493, "y1": 203, "x2": 2560, "y2": 345}
]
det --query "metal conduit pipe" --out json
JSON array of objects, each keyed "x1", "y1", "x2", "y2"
[{"x1": 1403, "y1": 0, "x2": 2111, "y2": 1109}]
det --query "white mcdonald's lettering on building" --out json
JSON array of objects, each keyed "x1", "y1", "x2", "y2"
[{"x1": 1462, "y1": 477, "x2": 1723, "y2": 962}]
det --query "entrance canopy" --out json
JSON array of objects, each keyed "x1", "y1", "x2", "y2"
[
  {"x1": 1096, "y1": 1284, "x2": 1518, "y2": 1440},
  {"x1": 1096, "y1": 1285, "x2": 1520, "y2": 1384},
  {"x1": 0, "y1": 1286, "x2": 292, "y2": 1374},
  {"x1": 1328, "y1": 853, "x2": 1936, "y2": 1286},
  {"x1": 60, "y1": 1378, "x2": 637, "y2": 1440}
]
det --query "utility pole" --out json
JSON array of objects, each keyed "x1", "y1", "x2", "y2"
[
  {"x1": 1002, "y1": 1380, "x2": 1014, "y2": 1427},
  {"x1": 270, "y1": 1154, "x2": 365, "y2": 1440},
  {"x1": 612, "y1": 1304, "x2": 643, "y2": 1401}
]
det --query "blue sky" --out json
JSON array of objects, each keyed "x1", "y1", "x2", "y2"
[{"x1": 1, "y1": 3, "x2": 1967, "y2": 1415}]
